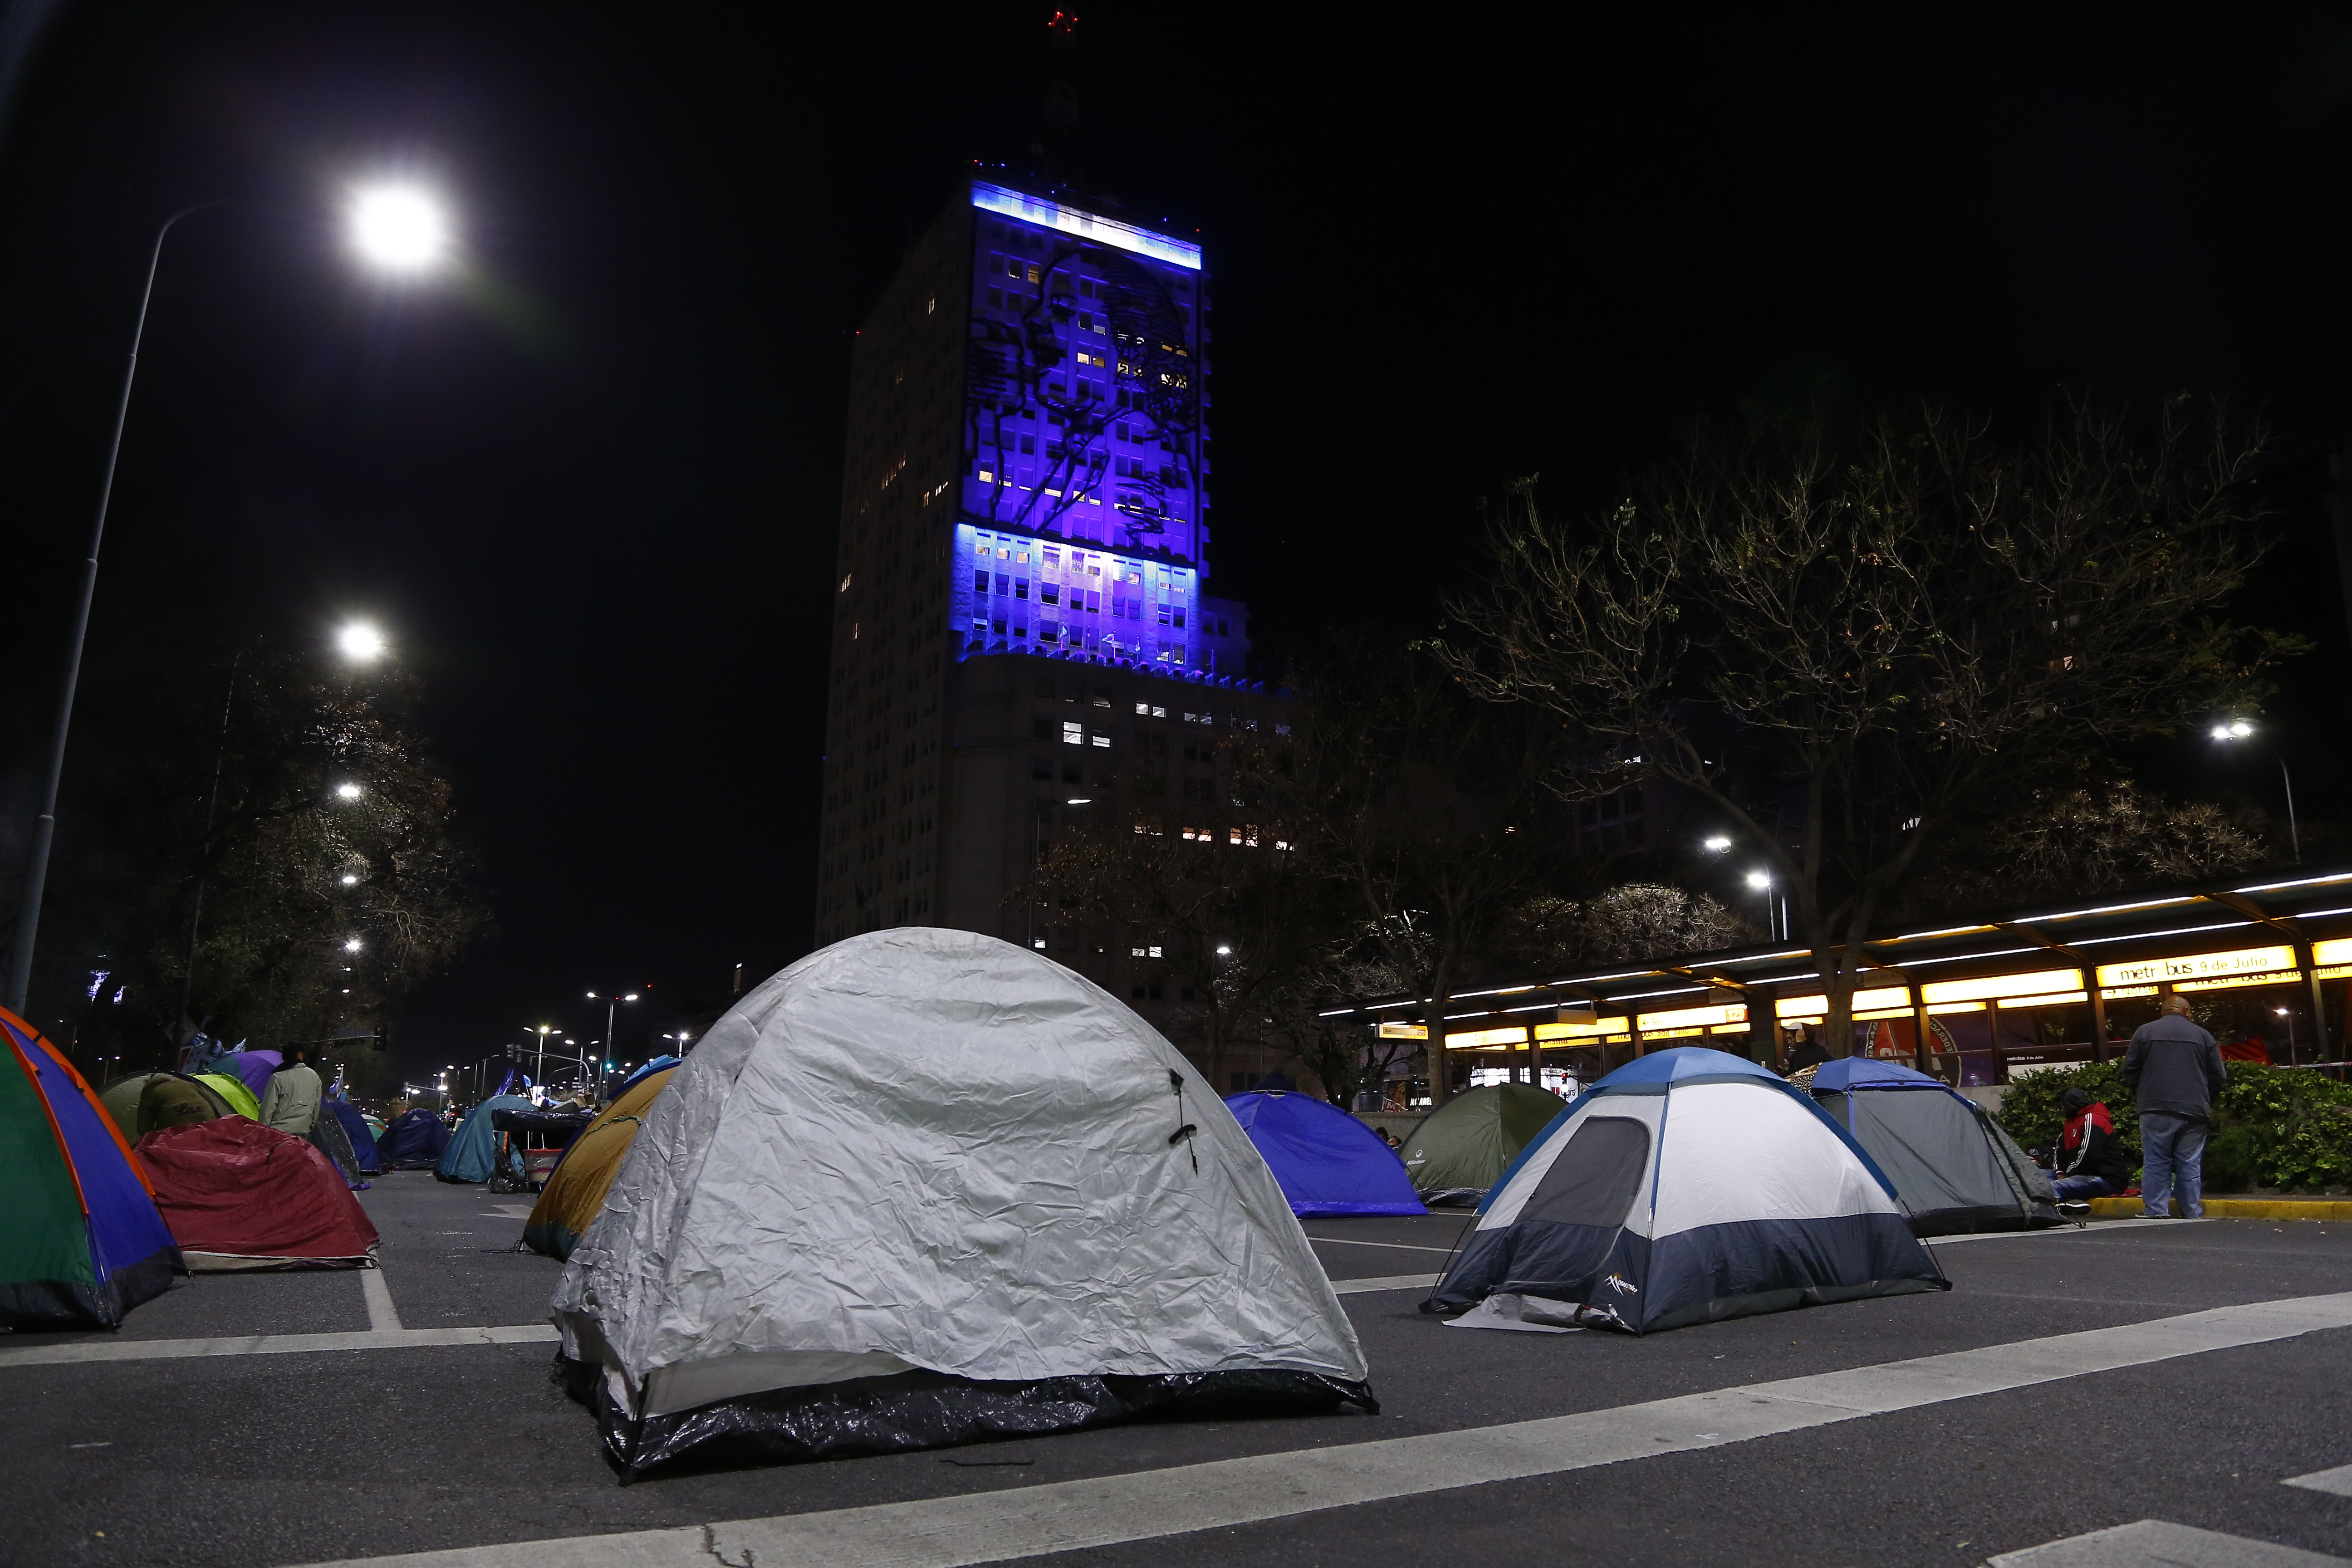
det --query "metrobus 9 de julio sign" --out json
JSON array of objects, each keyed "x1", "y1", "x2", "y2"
[{"x1": 2093, "y1": 944, "x2": 2296, "y2": 989}]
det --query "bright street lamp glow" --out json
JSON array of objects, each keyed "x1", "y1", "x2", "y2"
[
  {"x1": 335, "y1": 782, "x2": 362, "y2": 799},
  {"x1": 348, "y1": 185, "x2": 450, "y2": 274},
  {"x1": 339, "y1": 873, "x2": 359, "y2": 886},
  {"x1": 2230, "y1": 720, "x2": 2254, "y2": 737},
  {"x1": 1745, "y1": 871, "x2": 1772, "y2": 889},
  {"x1": 1703, "y1": 835, "x2": 1732, "y2": 851},
  {"x1": 336, "y1": 622, "x2": 387, "y2": 662},
  {"x1": 1215, "y1": 945, "x2": 1232, "y2": 956},
  {"x1": 623, "y1": 992, "x2": 639, "y2": 1002},
  {"x1": 343, "y1": 938, "x2": 363, "y2": 953}
]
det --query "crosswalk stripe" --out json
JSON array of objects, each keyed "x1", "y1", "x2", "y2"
[
  {"x1": 0, "y1": 1323, "x2": 559, "y2": 1368},
  {"x1": 285, "y1": 1289, "x2": 2352, "y2": 1568},
  {"x1": 1987, "y1": 1519, "x2": 2352, "y2": 1565}
]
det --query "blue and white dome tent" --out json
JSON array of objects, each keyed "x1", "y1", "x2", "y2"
[{"x1": 1426, "y1": 1047, "x2": 1947, "y2": 1333}]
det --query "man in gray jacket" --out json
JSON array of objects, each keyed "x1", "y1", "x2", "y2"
[
  {"x1": 2123, "y1": 994, "x2": 2229, "y2": 1219},
  {"x1": 259, "y1": 1044, "x2": 324, "y2": 1137}
]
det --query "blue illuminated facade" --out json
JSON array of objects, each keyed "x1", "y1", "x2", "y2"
[{"x1": 817, "y1": 176, "x2": 1264, "y2": 956}]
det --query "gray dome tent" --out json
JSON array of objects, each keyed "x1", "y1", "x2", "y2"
[
  {"x1": 1808, "y1": 1058, "x2": 2060, "y2": 1235},
  {"x1": 553, "y1": 928, "x2": 1375, "y2": 1477}
]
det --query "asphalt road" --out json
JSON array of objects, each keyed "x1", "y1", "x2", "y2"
[{"x1": 3, "y1": 1175, "x2": 2348, "y2": 1568}]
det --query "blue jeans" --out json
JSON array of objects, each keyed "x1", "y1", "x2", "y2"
[
  {"x1": 2052, "y1": 1175, "x2": 2112, "y2": 1202},
  {"x1": 2139, "y1": 1112, "x2": 2208, "y2": 1218}
]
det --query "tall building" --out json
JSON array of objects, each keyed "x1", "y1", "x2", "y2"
[{"x1": 817, "y1": 175, "x2": 1281, "y2": 1043}]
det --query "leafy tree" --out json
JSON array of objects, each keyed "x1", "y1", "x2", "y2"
[
  {"x1": 1279, "y1": 637, "x2": 1583, "y2": 1105},
  {"x1": 1910, "y1": 780, "x2": 2270, "y2": 914},
  {"x1": 17, "y1": 639, "x2": 484, "y2": 1065},
  {"x1": 1026, "y1": 726, "x2": 1331, "y2": 1091},
  {"x1": 1494, "y1": 883, "x2": 1754, "y2": 974},
  {"x1": 1440, "y1": 402, "x2": 2294, "y2": 1055}
]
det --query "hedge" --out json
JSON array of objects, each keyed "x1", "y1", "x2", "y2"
[{"x1": 1994, "y1": 1062, "x2": 2352, "y2": 1193}]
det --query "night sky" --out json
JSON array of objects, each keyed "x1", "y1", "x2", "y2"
[{"x1": 5, "y1": 5, "x2": 2352, "y2": 1079}]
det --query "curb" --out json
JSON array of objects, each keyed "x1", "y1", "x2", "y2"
[{"x1": 2086, "y1": 1196, "x2": 2352, "y2": 1220}]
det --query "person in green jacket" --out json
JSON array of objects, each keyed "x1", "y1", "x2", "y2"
[{"x1": 259, "y1": 1045, "x2": 323, "y2": 1136}]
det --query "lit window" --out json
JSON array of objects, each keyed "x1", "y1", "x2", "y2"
[
  {"x1": 1151, "y1": 705, "x2": 1166, "y2": 717},
  {"x1": 1090, "y1": 730, "x2": 1110, "y2": 748},
  {"x1": 978, "y1": 470, "x2": 994, "y2": 483},
  {"x1": 1135, "y1": 701, "x2": 1150, "y2": 715},
  {"x1": 1063, "y1": 721, "x2": 1083, "y2": 745}
]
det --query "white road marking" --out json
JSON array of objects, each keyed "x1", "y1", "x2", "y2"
[
  {"x1": 284, "y1": 1289, "x2": 2352, "y2": 1568},
  {"x1": 2285, "y1": 1462, "x2": 2352, "y2": 1498},
  {"x1": 1304, "y1": 1235, "x2": 1461, "y2": 1254},
  {"x1": 1329, "y1": 1274, "x2": 1440, "y2": 1295},
  {"x1": 361, "y1": 1267, "x2": 403, "y2": 1332},
  {"x1": 483, "y1": 1203, "x2": 535, "y2": 1219},
  {"x1": 1987, "y1": 1519, "x2": 2351, "y2": 1566},
  {"x1": 0, "y1": 1324, "x2": 558, "y2": 1369}
]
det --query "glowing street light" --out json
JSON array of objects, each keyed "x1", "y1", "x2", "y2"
[
  {"x1": 347, "y1": 185, "x2": 451, "y2": 275},
  {"x1": 343, "y1": 937, "x2": 363, "y2": 953},
  {"x1": 2209, "y1": 720, "x2": 2298, "y2": 864},
  {"x1": 1744, "y1": 870, "x2": 1772, "y2": 889},
  {"x1": 340, "y1": 873, "x2": 360, "y2": 886},
  {"x1": 335, "y1": 782, "x2": 362, "y2": 800},
  {"x1": 1704, "y1": 835, "x2": 1733, "y2": 852},
  {"x1": 337, "y1": 622, "x2": 388, "y2": 662},
  {"x1": 8, "y1": 184, "x2": 461, "y2": 1014}
]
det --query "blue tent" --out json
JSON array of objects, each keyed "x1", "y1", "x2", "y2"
[
  {"x1": 324, "y1": 1099, "x2": 381, "y2": 1174},
  {"x1": 375, "y1": 1107, "x2": 449, "y2": 1170},
  {"x1": 436, "y1": 1094, "x2": 532, "y2": 1184},
  {"x1": 1224, "y1": 1090, "x2": 1426, "y2": 1217},
  {"x1": 617, "y1": 1055, "x2": 679, "y2": 1094},
  {"x1": 1430, "y1": 1048, "x2": 1945, "y2": 1333},
  {"x1": 1808, "y1": 1057, "x2": 2058, "y2": 1235}
]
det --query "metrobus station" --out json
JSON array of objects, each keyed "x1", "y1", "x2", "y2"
[{"x1": 1330, "y1": 867, "x2": 2352, "y2": 1098}]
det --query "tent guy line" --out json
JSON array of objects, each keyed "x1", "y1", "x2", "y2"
[{"x1": 285, "y1": 1289, "x2": 2352, "y2": 1568}]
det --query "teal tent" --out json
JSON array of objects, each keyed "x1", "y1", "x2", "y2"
[{"x1": 436, "y1": 1094, "x2": 531, "y2": 1184}]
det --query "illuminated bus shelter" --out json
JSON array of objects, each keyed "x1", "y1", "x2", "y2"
[{"x1": 1326, "y1": 867, "x2": 2352, "y2": 1093}]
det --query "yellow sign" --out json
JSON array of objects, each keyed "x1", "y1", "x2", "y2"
[
  {"x1": 1921, "y1": 968, "x2": 2081, "y2": 1005},
  {"x1": 1776, "y1": 986, "x2": 1909, "y2": 1020},
  {"x1": 1534, "y1": 1016, "x2": 1631, "y2": 1041},
  {"x1": 2093, "y1": 946, "x2": 2293, "y2": 990},
  {"x1": 2314, "y1": 939, "x2": 2352, "y2": 968},
  {"x1": 1637, "y1": 1003, "x2": 1746, "y2": 1032}
]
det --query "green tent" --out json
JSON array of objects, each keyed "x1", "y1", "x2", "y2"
[
  {"x1": 1399, "y1": 1083, "x2": 1566, "y2": 1206},
  {"x1": 98, "y1": 1071, "x2": 240, "y2": 1144},
  {"x1": 194, "y1": 1072, "x2": 260, "y2": 1121}
]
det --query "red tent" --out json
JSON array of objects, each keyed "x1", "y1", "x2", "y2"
[{"x1": 136, "y1": 1118, "x2": 380, "y2": 1270}]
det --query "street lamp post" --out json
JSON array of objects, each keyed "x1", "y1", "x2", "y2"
[
  {"x1": 2210, "y1": 720, "x2": 2299, "y2": 865},
  {"x1": 1745, "y1": 869, "x2": 1782, "y2": 942},
  {"x1": 587, "y1": 990, "x2": 641, "y2": 1102},
  {"x1": 5, "y1": 186, "x2": 453, "y2": 1015}
]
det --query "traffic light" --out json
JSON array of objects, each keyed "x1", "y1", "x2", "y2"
[{"x1": 370, "y1": 1022, "x2": 391, "y2": 1052}]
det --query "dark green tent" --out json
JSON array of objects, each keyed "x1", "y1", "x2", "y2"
[
  {"x1": 1400, "y1": 1083, "x2": 1566, "y2": 1206},
  {"x1": 98, "y1": 1071, "x2": 237, "y2": 1145}
]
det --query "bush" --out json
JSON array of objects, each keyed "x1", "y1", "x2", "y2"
[
  {"x1": 1997, "y1": 1060, "x2": 2352, "y2": 1194},
  {"x1": 2219, "y1": 1065, "x2": 2352, "y2": 1192},
  {"x1": 1996, "y1": 1062, "x2": 2139, "y2": 1162}
]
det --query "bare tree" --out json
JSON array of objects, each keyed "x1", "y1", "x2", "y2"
[{"x1": 1440, "y1": 402, "x2": 2293, "y2": 1055}]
